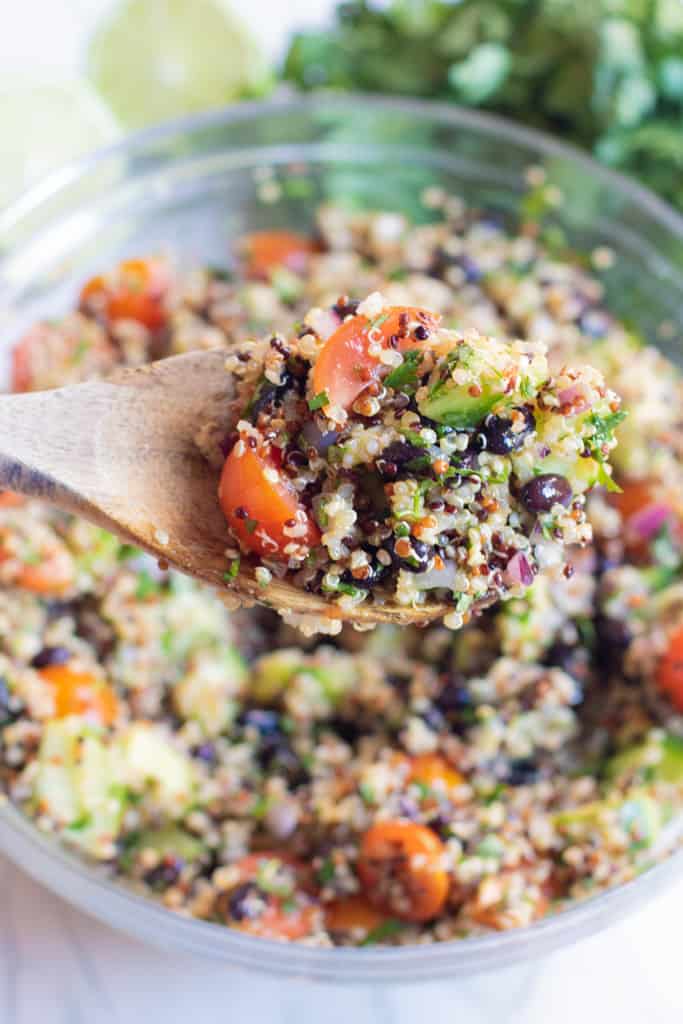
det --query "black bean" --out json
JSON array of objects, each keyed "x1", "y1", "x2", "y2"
[
  {"x1": 226, "y1": 881, "x2": 262, "y2": 921},
  {"x1": 193, "y1": 742, "x2": 218, "y2": 764},
  {"x1": 238, "y1": 709, "x2": 282, "y2": 737},
  {"x1": 340, "y1": 554, "x2": 390, "y2": 591},
  {"x1": 248, "y1": 369, "x2": 294, "y2": 421},
  {"x1": 258, "y1": 738, "x2": 309, "y2": 787},
  {"x1": 0, "y1": 678, "x2": 22, "y2": 726},
  {"x1": 30, "y1": 646, "x2": 72, "y2": 669},
  {"x1": 506, "y1": 759, "x2": 540, "y2": 786},
  {"x1": 434, "y1": 677, "x2": 471, "y2": 714},
  {"x1": 421, "y1": 705, "x2": 447, "y2": 733},
  {"x1": 385, "y1": 536, "x2": 432, "y2": 573},
  {"x1": 544, "y1": 642, "x2": 589, "y2": 683},
  {"x1": 430, "y1": 250, "x2": 482, "y2": 283},
  {"x1": 332, "y1": 298, "x2": 360, "y2": 319},
  {"x1": 376, "y1": 440, "x2": 424, "y2": 472},
  {"x1": 144, "y1": 856, "x2": 184, "y2": 889},
  {"x1": 413, "y1": 324, "x2": 429, "y2": 341},
  {"x1": 520, "y1": 474, "x2": 572, "y2": 513},
  {"x1": 328, "y1": 717, "x2": 365, "y2": 745},
  {"x1": 484, "y1": 407, "x2": 536, "y2": 455}
]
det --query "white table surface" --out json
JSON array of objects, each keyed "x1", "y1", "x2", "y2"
[{"x1": 2, "y1": 2, "x2": 683, "y2": 1020}]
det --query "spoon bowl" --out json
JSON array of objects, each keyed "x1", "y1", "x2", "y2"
[{"x1": 0, "y1": 350, "x2": 448, "y2": 626}]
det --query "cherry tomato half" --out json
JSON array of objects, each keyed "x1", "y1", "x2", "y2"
[
  {"x1": 220, "y1": 852, "x2": 318, "y2": 941},
  {"x1": 408, "y1": 754, "x2": 464, "y2": 796},
  {"x1": 357, "y1": 819, "x2": 449, "y2": 923},
  {"x1": 240, "y1": 231, "x2": 318, "y2": 279},
  {"x1": 311, "y1": 306, "x2": 441, "y2": 412},
  {"x1": 218, "y1": 442, "x2": 320, "y2": 561},
  {"x1": 38, "y1": 664, "x2": 119, "y2": 726},
  {"x1": 656, "y1": 624, "x2": 683, "y2": 713},
  {"x1": 80, "y1": 258, "x2": 169, "y2": 332}
]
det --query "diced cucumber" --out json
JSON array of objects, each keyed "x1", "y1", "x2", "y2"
[
  {"x1": 173, "y1": 648, "x2": 246, "y2": 736},
  {"x1": 418, "y1": 380, "x2": 503, "y2": 429},
  {"x1": 418, "y1": 337, "x2": 547, "y2": 429},
  {"x1": 606, "y1": 733, "x2": 683, "y2": 785},
  {"x1": 116, "y1": 723, "x2": 196, "y2": 817},
  {"x1": 307, "y1": 654, "x2": 357, "y2": 705},
  {"x1": 251, "y1": 649, "x2": 304, "y2": 702},
  {"x1": 121, "y1": 825, "x2": 205, "y2": 869},
  {"x1": 526, "y1": 452, "x2": 600, "y2": 494},
  {"x1": 553, "y1": 789, "x2": 662, "y2": 850},
  {"x1": 34, "y1": 718, "x2": 125, "y2": 860}
]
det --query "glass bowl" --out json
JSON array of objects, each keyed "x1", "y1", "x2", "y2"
[{"x1": 1, "y1": 94, "x2": 683, "y2": 982}]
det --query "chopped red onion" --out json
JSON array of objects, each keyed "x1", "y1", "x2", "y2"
[
  {"x1": 628, "y1": 502, "x2": 672, "y2": 540},
  {"x1": 557, "y1": 384, "x2": 588, "y2": 413},
  {"x1": 504, "y1": 551, "x2": 534, "y2": 587},
  {"x1": 301, "y1": 420, "x2": 339, "y2": 453}
]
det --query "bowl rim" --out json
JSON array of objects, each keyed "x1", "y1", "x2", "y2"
[
  {"x1": 3, "y1": 90, "x2": 683, "y2": 240},
  {"x1": 1, "y1": 91, "x2": 683, "y2": 981}
]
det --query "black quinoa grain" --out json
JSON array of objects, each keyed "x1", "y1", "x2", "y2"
[{"x1": 30, "y1": 646, "x2": 72, "y2": 669}]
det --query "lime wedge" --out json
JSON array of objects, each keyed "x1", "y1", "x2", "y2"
[
  {"x1": 0, "y1": 75, "x2": 120, "y2": 208},
  {"x1": 87, "y1": 0, "x2": 273, "y2": 129}
]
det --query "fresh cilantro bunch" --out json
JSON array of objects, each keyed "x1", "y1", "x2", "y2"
[{"x1": 283, "y1": 0, "x2": 683, "y2": 209}]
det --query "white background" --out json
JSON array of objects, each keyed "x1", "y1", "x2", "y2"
[{"x1": 1, "y1": 2, "x2": 682, "y2": 1020}]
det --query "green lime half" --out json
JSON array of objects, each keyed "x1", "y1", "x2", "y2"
[
  {"x1": 0, "y1": 75, "x2": 120, "y2": 209},
  {"x1": 87, "y1": 0, "x2": 273, "y2": 129}
]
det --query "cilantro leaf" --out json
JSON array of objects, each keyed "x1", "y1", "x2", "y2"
[{"x1": 385, "y1": 350, "x2": 423, "y2": 392}]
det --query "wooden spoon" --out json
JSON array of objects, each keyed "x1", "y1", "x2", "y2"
[{"x1": 0, "y1": 351, "x2": 448, "y2": 627}]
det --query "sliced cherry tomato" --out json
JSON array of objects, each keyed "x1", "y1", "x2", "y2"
[
  {"x1": 311, "y1": 306, "x2": 441, "y2": 412},
  {"x1": 240, "y1": 231, "x2": 318, "y2": 279},
  {"x1": 0, "y1": 492, "x2": 26, "y2": 508},
  {"x1": 0, "y1": 536, "x2": 76, "y2": 596},
  {"x1": 80, "y1": 258, "x2": 169, "y2": 331},
  {"x1": 11, "y1": 320, "x2": 115, "y2": 394},
  {"x1": 218, "y1": 441, "x2": 320, "y2": 560},
  {"x1": 221, "y1": 852, "x2": 318, "y2": 941},
  {"x1": 324, "y1": 895, "x2": 387, "y2": 936},
  {"x1": 11, "y1": 331, "x2": 34, "y2": 392},
  {"x1": 357, "y1": 820, "x2": 449, "y2": 923},
  {"x1": 610, "y1": 479, "x2": 679, "y2": 561},
  {"x1": 408, "y1": 754, "x2": 464, "y2": 796},
  {"x1": 656, "y1": 624, "x2": 683, "y2": 713},
  {"x1": 38, "y1": 665, "x2": 118, "y2": 726}
]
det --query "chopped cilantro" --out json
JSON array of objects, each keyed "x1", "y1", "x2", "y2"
[
  {"x1": 361, "y1": 919, "x2": 404, "y2": 946},
  {"x1": 385, "y1": 349, "x2": 423, "y2": 392},
  {"x1": 367, "y1": 312, "x2": 390, "y2": 333},
  {"x1": 245, "y1": 518, "x2": 258, "y2": 535},
  {"x1": 589, "y1": 410, "x2": 627, "y2": 449},
  {"x1": 318, "y1": 857, "x2": 336, "y2": 884},
  {"x1": 135, "y1": 571, "x2": 160, "y2": 599},
  {"x1": 67, "y1": 813, "x2": 92, "y2": 832},
  {"x1": 283, "y1": 176, "x2": 314, "y2": 198},
  {"x1": 308, "y1": 391, "x2": 329, "y2": 411},
  {"x1": 250, "y1": 795, "x2": 270, "y2": 820},
  {"x1": 652, "y1": 524, "x2": 680, "y2": 571},
  {"x1": 208, "y1": 265, "x2": 233, "y2": 282},
  {"x1": 117, "y1": 543, "x2": 138, "y2": 562},
  {"x1": 224, "y1": 558, "x2": 241, "y2": 580},
  {"x1": 359, "y1": 781, "x2": 376, "y2": 804},
  {"x1": 399, "y1": 428, "x2": 428, "y2": 448},
  {"x1": 160, "y1": 630, "x2": 174, "y2": 656}
]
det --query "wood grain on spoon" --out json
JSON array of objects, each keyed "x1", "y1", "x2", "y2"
[{"x1": 0, "y1": 351, "x2": 447, "y2": 626}]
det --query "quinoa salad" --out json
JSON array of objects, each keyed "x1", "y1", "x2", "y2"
[
  {"x1": 203, "y1": 293, "x2": 621, "y2": 631},
  {"x1": 2, "y1": 189, "x2": 683, "y2": 946}
]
